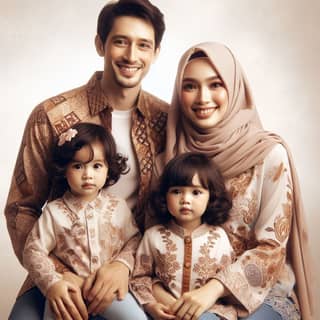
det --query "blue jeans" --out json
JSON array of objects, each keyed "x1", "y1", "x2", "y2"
[
  {"x1": 44, "y1": 292, "x2": 147, "y2": 320},
  {"x1": 198, "y1": 304, "x2": 282, "y2": 320},
  {"x1": 9, "y1": 286, "x2": 106, "y2": 320}
]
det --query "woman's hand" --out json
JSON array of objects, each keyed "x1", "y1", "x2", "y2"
[
  {"x1": 46, "y1": 279, "x2": 88, "y2": 320},
  {"x1": 171, "y1": 279, "x2": 227, "y2": 320},
  {"x1": 82, "y1": 261, "x2": 129, "y2": 315}
]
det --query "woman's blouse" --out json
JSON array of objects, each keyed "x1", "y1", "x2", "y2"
[
  {"x1": 23, "y1": 189, "x2": 140, "y2": 295},
  {"x1": 214, "y1": 144, "x2": 300, "y2": 319},
  {"x1": 130, "y1": 221, "x2": 236, "y2": 319}
]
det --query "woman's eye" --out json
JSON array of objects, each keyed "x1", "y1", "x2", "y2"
[
  {"x1": 182, "y1": 83, "x2": 197, "y2": 91},
  {"x1": 72, "y1": 163, "x2": 82, "y2": 169},
  {"x1": 192, "y1": 189, "x2": 202, "y2": 195},
  {"x1": 93, "y1": 163, "x2": 103, "y2": 169},
  {"x1": 210, "y1": 81, "x2": 223, "y2": 89}
]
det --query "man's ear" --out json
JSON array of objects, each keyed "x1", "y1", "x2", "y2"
[
  {"x1": 153, "y1": 46, "x2": 160, "y2": 63},
  {"x1": 95, "y1": 34, "x2": 105, "y2": 57}
]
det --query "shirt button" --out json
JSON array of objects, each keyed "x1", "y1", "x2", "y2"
[
  {"x1": 184, "y1": 236, "x2": 192, "y2": 244},
  {"x1": 184, "y1": 262, "x2": 191, "y2": 269}
]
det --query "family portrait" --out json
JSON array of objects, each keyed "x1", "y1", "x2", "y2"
[{"x1": 1, "y1": 0, "x2": 319, "y2": 319}]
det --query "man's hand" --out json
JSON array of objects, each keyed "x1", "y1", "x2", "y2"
[
  {"x1": 46, "y1": 279, "x2": 88, "y2": 320},
  {"x1": 144, "y1": 302, "x2": 176, "y2": 320},
  {"x1": 82, "y1": 261, "x2": 130, "y2": 315},
  {"x1": 170, "y1": 279, "x2": 226, "y2": 320}
]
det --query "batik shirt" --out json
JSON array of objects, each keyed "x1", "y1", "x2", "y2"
[
  {"x1": 130, "y1": 221, "x2": 237, "y2": 320},
  {"x1": 23, "y1": 189, "x2": 140, "y2": 295},
  {"x1": 5, "y1": 71, "x2": 168, "y2": 295},
  {"x1": 214, "y1": 144, "x2": 300, "y2": 319}
]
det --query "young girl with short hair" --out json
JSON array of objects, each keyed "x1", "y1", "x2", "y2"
[
  {"x1": 22, "y1": 122, "x2": 147, "y2": 320},
  {"x1": 130, "y1": 152, "x2": 235, "y2": 320}
]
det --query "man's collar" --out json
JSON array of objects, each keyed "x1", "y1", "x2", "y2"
[{"x1": 86, "y1": 71, "x2": 148, "y2": 117}]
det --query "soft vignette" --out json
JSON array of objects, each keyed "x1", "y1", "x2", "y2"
[{"x1": 1, "y1": 0, "x2": 319, "y2": 318}]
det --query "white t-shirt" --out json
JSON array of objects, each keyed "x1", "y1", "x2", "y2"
[{"x1": 108, "y1": 108, "x2": 139, "y2": 210}]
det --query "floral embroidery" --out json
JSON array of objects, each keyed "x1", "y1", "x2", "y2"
[
  {"x1": 155, "y1": 227, "x2": 180, "y2": 286},
  {"x1": 193, "y1": 229, "x2": 230, "y2": 287}
]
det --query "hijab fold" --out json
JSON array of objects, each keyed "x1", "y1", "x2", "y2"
[{"x1": 164, "y1": 42, "x2": 314, "y2": 319}]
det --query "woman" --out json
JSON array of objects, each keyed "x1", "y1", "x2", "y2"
[{"x1": 154, "y1": 42, "x2": 314, "y2": 319}]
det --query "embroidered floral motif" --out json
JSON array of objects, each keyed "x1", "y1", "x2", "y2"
[
  {"x1": 155, "y1": 227, "x2": 180, "y2": 286},
  {"x1": 193, "y1": 229, "x2": 229, "y2": 287}
]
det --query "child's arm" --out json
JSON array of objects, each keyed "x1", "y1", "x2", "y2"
[{"x1": 22, "y1": 206, "x2": 87, "y2": 320}]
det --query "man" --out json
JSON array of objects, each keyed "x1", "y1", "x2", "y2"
[{"x1": 6, "y1": 0, "x2": 168, "y2": 319}]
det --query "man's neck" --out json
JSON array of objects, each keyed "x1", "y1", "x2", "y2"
[{"x1": 100, "y1": 77, "x2": 140, "y2": 111}]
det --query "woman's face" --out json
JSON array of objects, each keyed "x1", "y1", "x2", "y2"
[{"x1": 181, "y1": 58, "x2": 228, "y2": 129}]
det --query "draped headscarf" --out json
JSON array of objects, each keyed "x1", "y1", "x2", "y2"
[{"x1": 164, "y1": 42, "x2": 314, "y2": 319}]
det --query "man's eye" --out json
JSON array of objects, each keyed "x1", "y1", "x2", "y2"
[{"x1": 114, "y1": 39, "x2": 127, "y2": 46}]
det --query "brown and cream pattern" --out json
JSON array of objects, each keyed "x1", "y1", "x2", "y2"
[
  {"x1": 22, "y1": 189, "x2": 140, "y2": 294},
  {"x1": 130, "y1": 222, "x2": 234, "y2": 318}
]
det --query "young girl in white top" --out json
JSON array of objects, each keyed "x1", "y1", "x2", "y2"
[
  {"x1": 131, "y1": 152, "x2": 235, "y2": 320},
  {"x1": 22, "y1": 122, "x2": 147, "y2": 320}
]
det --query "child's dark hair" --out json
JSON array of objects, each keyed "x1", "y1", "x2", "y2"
[
  {"x1": 51, "y1": 122, "x2": 128, "y2": 197},
  {"x1": 150, "y1": 152, "x2": 232, "y2": 226},
  {"x1": 97, "y1": 0, "x2": 165, "y2": 49}
]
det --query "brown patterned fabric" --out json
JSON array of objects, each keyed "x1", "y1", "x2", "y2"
[
  {"x1": 5, "y1": 71, "x2": 168, "y2": 297},
  {"x1": 163, "y1": 42, "x2": 314, "y2": 319}
]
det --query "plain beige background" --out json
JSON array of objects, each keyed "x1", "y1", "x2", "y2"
[{"x1": 1, "y1": 0, "x2": 319, "y2": 318}]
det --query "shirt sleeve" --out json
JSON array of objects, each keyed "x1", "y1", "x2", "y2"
[
  {"x1": 214, "y1": 144, "x2": 293, "y2": 313},
  {"x1": 114, "y1": 199, "x2": 142, "y2": 272},
  {"x1": 22, "y1": 205, "x2": 62, "y2": 295},
  {"x1": 130, "y1": 229, "x2": 157, "y2": 305},
  {"x1": 4, "y1": 105, "x2": 70, "y2": 274}
]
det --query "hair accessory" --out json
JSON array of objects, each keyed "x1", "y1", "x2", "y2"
[{"x1": 58, "y1": 128, "x2": 78, "y2": 146}]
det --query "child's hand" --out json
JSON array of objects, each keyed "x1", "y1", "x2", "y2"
[
  {"x1": 46, "y1": 279, "x2": 88, "y2": 320},
  {"x1": 170, "y1": 279, "x2": 225, "y2": 319},
  {"x1": 144, "y1": 302, "x2": 176, "y2": 320}
]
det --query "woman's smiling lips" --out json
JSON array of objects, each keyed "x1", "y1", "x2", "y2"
[{"x1": 192, "y1": 106, "x2": 218, "y2": 119}]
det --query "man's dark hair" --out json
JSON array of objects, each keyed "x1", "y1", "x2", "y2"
[{"x1": 97, "y1": 0, "x2": 165, "y2": 49}]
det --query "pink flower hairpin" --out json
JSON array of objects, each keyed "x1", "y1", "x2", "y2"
[{"x1": 58, "y1": 128, "x2": 78, "y2": 146}]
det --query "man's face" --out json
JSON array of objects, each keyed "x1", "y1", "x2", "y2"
[{"x1": 98, "y1": 16, "x2": 159, "y2": 89}]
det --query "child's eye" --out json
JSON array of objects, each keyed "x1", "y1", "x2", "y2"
[
  {"x1": 169, "y1": 188, "x2": 181, "y2": 194},
  {"x1": 93, "y1": 163, "x2": 103, "y2": 169},
  {"x1": 192, "y1": 189, "x2": 202, "y2": 196},
  {"x1": 72, "y1": 163, "x2": 82, "y2": 170}
]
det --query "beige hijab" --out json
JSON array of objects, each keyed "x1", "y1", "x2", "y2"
[{"x1": 164, "y1": 42, "x2": 314, "y2": 319}]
